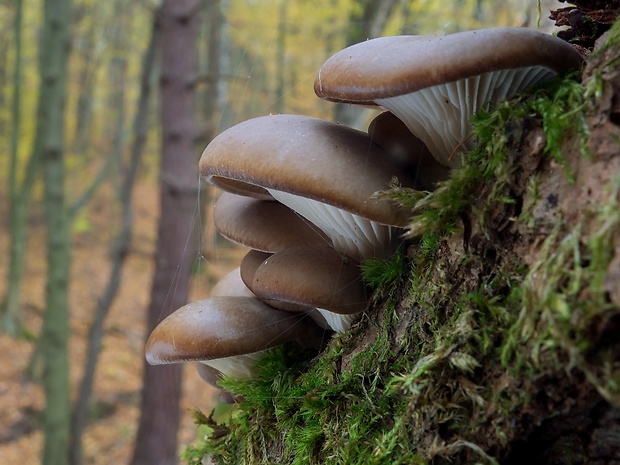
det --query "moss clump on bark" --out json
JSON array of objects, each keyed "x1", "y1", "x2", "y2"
[{"x1": 183, "y1": 29, "x2": 620, "y2": 465}]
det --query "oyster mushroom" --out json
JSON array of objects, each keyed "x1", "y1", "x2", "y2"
[
  {"x1": 239, "y1": 249, "x2": 330, "y2": 329},
  {"x1": 249, "y1": 246, "x2": 368, "y2": 332},
  {"x1": 367, "y1": 111, "x2": 449, "y2": 189},
  {"x1": 214, "y1": 191, "x2": 330, "y2": 253},
  {"x1": 145, "y1": 296, "x2": 326, "y2": 380},
  {"x1": 210, "y1": 267, "x2": 255, "y2": 298},
  {"x1": 314, "y1": 28, "x2": 583, "y2": 167},
  {"x1": 194, "y1": 363, "x2": 238, "y2": 404},
  {"x1": 200, "y1": 114, "x2": 423, "y2": 261}
]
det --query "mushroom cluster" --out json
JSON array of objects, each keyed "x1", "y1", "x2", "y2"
[{"x1": 145, "y1": 27, "x2": 582, "y2": 397}]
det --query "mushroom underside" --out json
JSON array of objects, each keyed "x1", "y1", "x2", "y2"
[
  {"x1": 267, "y1": 189, "x2": 403, "y2": 261},
  {"x1": 376, "y1": 65, "x2": 555, "y2": 167},
  {"x1": 201, "y1": 350, "x2": 269, "y2": 380},
  {"x1": 316, "y1": 310, "x2": 360, "y2": 333}
]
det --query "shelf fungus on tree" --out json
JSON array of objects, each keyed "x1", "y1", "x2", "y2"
[
  {"x1": 246, "y1": 245, "x2": 368, "y2": 333},
  {"x1": 199, "y1": 114, "x2": 427, "y2": 261},
  {"x1": 314, "y1": 27, "x2": 584, "y2": 167},
  {"x1": 145, "y1": 296, "x2": 326, "y2": 380}
]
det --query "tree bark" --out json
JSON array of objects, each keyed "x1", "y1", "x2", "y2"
[
  {"x1": 71, "y1": 12, "x2": 100, "y2": 158},
  {"x1": 196, "y1": 0, "x2": 231, "y2": 144},
  {"x1": 1, "y1": 0, "x2": 31, "y2": 335},
  {"x1": 130, "y1": 1, "x2": 200, "y2": 464},
  {"x1": 37, "y1": 0, "x2": 73, "y2": 463}
]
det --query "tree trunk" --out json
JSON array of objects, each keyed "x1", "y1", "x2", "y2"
[
  {"x1": 69, "y1": 14, "x2": 159, "y2": 465},
  {"x1": 1, "y1": 0, "x2": 29, "y2": 335},
  {"x1": 72, "y1": 8, "x2": 100, "y2": 158},
  {"x1": 130, "y1": 1, "x2": 200, "y2": 464},
  {"x1": 196, "y1": 0, "x2": 230, "y2": 144},
  {"x1": 38, "y1": 0, "x2": 73, "y2": 464},
  {"x1": 187, "y1": 20, "x2": 620, "y2": 465}
]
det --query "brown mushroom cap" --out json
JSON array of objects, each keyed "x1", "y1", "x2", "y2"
[
  {"x1": 195, "y1": 362, "x2": 223, "y2": 387},
  {"x1": 194, "y1": 363, "x2": 240, "y2": 404},
  {"x1": 210, "y1": 267, "x2": 255, "y2": 298},
  {"x1": 214, "y1": 192, "x2": 330, "y2": 253},
  {"x1": 145, "y1": 296, "x2": 323, "y2": 364},
  {"x1": 314, "y1": 28, "x2": 583, "y2": 167},
  {"x1": 314, "y1": 29, "x2": 583, "y2": 103},
  {"x1": 239, "y1": 249, "x2": 272, "y2": 292},
  {"x1": 200, "y1": 114, "x2": 418, "y2": 260},
  {"x1": 251, "y1": 246, "x2": 368, "y2": 315},
  {"x1": 199, "y1": 114, "x2": 418, "y2": 227},
  {"x1": 239, "y1": 249, "x2": 330, "y2": 329},
  {"x1": 367, "y1": 111, "x2": 450, "y2": 189}
]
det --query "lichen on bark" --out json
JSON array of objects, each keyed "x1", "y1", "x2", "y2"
[{"x1": 184, "y1": 24, "x2": 620, "y2": 465}]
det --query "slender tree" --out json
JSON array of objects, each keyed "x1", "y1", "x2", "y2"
[
  {"x1": 71, "y1": 8, "x2": 100, "y2": 158},
  {"x1": 69, "y1": 13, "x2": 160, "y2": 465},
  {"x1": 131, "y1": 1, "x2": 200, "y2": 464},
  {"x1": 197, "y1": 0, "x2": 231, "y2": 142},
  {"x1": 37, "y1": 0, "x2": 73, "y2": 463},
  {"x1": 1, "y1": 0, "x2": 27, "y2": 334}
]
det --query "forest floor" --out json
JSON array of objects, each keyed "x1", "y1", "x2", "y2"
[{"x1": 0, "y1": 175, "x2": 243, "y2": 465}]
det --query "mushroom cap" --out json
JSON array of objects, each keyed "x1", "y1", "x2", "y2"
[
  {"x1": 314, "y1": 28, "x2": 583, "y2": 103},
  {"x1": 214, "y1": 192, "x2": 330, "y2": 253},
  {"x1": 199, "y1": 114, "x2": 418, "y2": 227},
  {"x1": 251, "y1": 246, "x2": 368, "y2": 315},
  {"x1": 239, "y1": 249, "x2": 322, "y2": 315},
  {"x1": 195, "y1": 362, "x2": 223, "y2": 388},
  {"x1": 315, "y1": 28, "x2": 583, "y2": 168},
  {"x1": 210, "y1": 267, "x2": 255, "y2": 298},
  {"x1": 239, "y1": 249, "x2": 272, "y2": 292},
  {"x1": 367, "y1": 111, "x2": 450, "y2": 188},
  {"x1": 194, "y1": 362, "x2": 240, "y2": 403},
  {"x1": 145, "y1": 296, "x2": 321, "y2": 364}
]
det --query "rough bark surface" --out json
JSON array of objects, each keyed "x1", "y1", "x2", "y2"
[{"x1": 130, "y1": 1, "x2": 200, "y2": 464}]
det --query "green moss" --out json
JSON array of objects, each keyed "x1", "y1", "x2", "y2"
[
  {"x1": 591, "y1": 16, "x2": 620, "y2": 61},
  {"x1": 361, "y1": 247, "x2": 408, "y2": 296},
  {"x1": 378, "y1": 72, "x2": 589, "y2": 239},
  {"x1": 184, "y1": 70, "x2": 618, "y2": 464}
]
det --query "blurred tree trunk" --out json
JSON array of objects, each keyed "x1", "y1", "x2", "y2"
[
  {"x1": 0, "y1": 14, "x2": 10, "y2": 152},
  {"x1": 196, "y1": 0, "x2": 230, "y2": 144},
  {"x1": 38, "y1": 0, "x2": 73, "y2": 463},
  {"x1": 130, "y1": 1, "x2": 200, "y2": 464},
  {"x1": 72, "y1": 6, "x2": 101, "y2": 159},
  {"x1": 69, "y1": 13, "x2": 160, "y2": 465},
  {"x1": 274, "y1": 0, "x2": 287, "y2": 114},
  {"x1": 105, "y1": 0, "x2": 131, "y2": 196},
  {"x1": 333, "y1": 0, "x2": 400, "y2": 128},
  {"x1": 1, "y1": 0, "x2": 25, "y2": 335},
  {"x1": 196, "y1": 0, "x2": 231, "y2": 255}
]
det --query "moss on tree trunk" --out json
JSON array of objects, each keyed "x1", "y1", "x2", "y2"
[{"x1": 184, "y1": 23, "x2": 620, "y2": 465}]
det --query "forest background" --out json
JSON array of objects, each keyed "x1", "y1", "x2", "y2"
[{"x1": 0, "y1": 1, "x2": 560, "y2": 464}]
